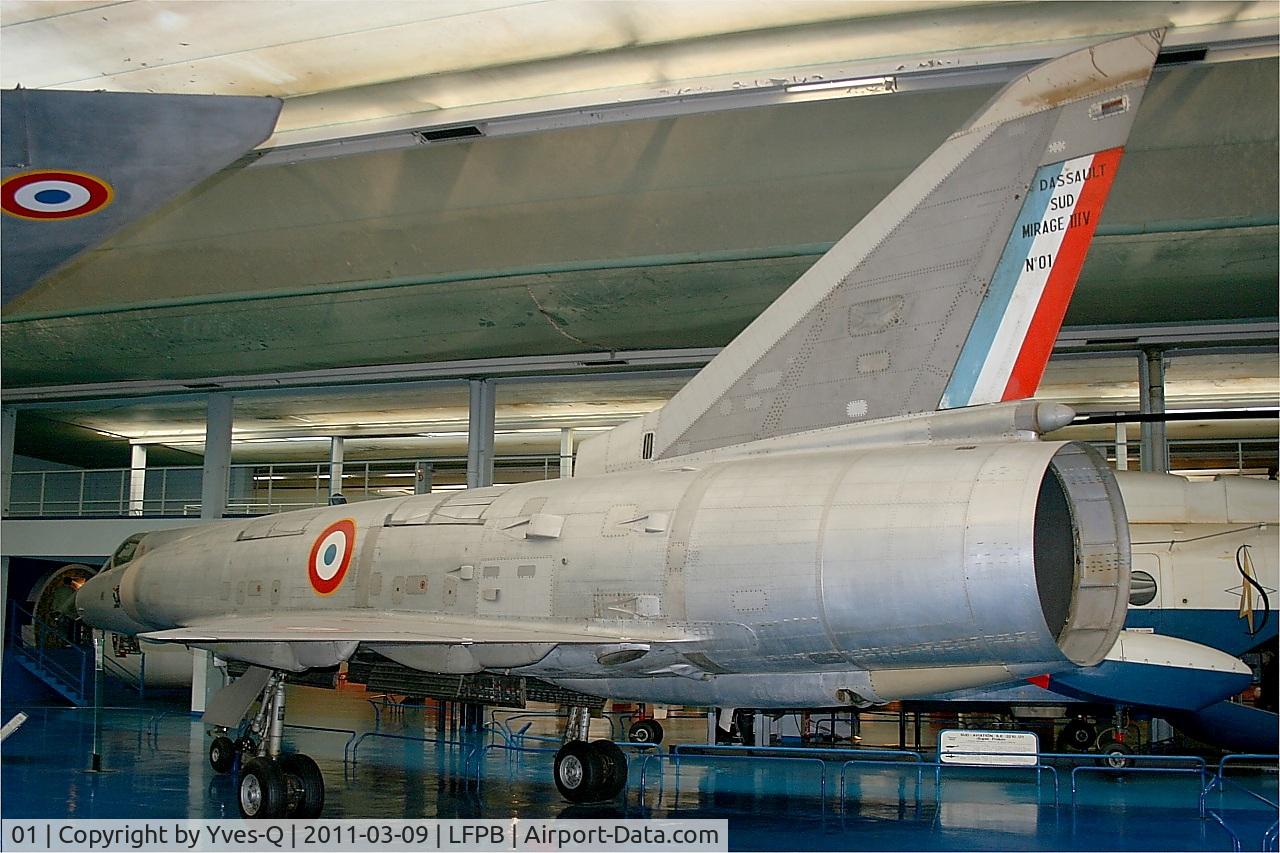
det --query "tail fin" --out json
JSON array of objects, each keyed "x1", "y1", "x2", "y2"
[{"x1": 576, "y1": 30, "x2": 1163, "y2": 474}]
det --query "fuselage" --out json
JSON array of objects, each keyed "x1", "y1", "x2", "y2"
[{"x1": 79, "y1": 435, "x2": 1130, "y2": 709}]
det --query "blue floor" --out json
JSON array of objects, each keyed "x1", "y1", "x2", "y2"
[{"x1": 3, "y1": 687, "x2": 1276, "y2": 851}]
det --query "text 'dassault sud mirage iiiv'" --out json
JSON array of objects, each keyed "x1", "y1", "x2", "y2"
[{"x1": 79, "y1": 31, "x2": 1166, "y2": 817}]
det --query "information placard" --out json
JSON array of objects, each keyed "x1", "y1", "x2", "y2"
[{"x1": 938, "y1": 729, "x2": 1039, "y2": 766}]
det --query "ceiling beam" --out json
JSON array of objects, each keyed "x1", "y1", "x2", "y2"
[{"x1": 5, "y1": 321, "x2": 1275, "y2": 407}]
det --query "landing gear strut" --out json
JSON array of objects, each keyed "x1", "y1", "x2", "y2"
[
  {"x1": 1094, "y1": 706, "x2": 1136, "y2": 769},
  {"x1": 553, "y1": 706, "x2": 627, "y2": 803},
  {"x1": 208, "y1": 672, "x2": 325, "y2": 818}
]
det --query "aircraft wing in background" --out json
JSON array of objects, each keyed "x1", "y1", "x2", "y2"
[{"x1": 1, "y1": 89, "x2": 281, "y2": 304}]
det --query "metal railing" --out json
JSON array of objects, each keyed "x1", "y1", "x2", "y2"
[
  {"x1": 6, "y1": 434, "x2": 1274, "y2": 519},
  {"x1": 3, "y1": 454, "x2": 567, "y2": 518},
  {"x1": 7, "y1": 600, "x2": 93, "y2": 705},
  {"x1": 1087, "y1": 436, "x2": 1278, "y2": 475},
  {"x1": 101, "y1": 652, "x2": 146, "y2": 699}
]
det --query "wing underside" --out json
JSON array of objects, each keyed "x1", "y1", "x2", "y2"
[{"x1": 140, "y1": 610, "x2": 674, "y2": 646}]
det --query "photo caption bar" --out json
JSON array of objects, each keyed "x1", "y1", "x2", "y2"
[{"x1": 2, "y1": 819, "x2": 727, "y2": 852}]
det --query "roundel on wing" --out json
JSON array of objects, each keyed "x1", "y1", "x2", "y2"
[
  {"x1": 1, "y1": 170, "x2": 114, "y2": 220},
  {"x1": 308, "y1": 519, "x2": 356, "y2": 595}
]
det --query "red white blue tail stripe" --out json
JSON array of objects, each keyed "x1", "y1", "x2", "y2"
[{"x1": 941, "y1": 148, "x2": 1122, "y2": 409}]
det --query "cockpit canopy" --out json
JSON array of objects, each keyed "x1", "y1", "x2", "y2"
[{"x1": 107, "y1": 533, "x2": 146, "y2": 571}]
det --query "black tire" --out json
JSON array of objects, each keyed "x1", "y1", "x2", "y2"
[
  {"x1": 279, "y1": 753, "x2": 325, "y2": 818},
  {"x1": 591, "y1": 740, "x2": 628, "y2": 799},
  {"x1": 1058, "y1": 720, "x2": 1096, "y2": 752},
  {"x1": 1096, "y1": 741, "x2": 1134, "y2": 770},
  {"x1": 209, "y1": 736, "x2": 236, "y2": 774},
  {"x1": 554, "y1": 741, "x2": 607, "y2": 803},
  {"x1": 628, "y1": 719, "x2": 664, "y2": 745},
  {"x1": 239, "y1": 757, "x2": 287, "y2": 819}
]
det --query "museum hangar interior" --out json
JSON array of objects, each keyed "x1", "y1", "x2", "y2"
[{"x1": 0, "y1": 2, "x2": 1277, "y2": 849}]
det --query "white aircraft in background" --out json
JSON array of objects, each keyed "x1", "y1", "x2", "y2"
[{"x1": 919, "y1": 471, "x2": 1274, "y2": 759}]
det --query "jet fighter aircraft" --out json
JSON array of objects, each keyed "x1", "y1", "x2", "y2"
[{"x1": 79, "y1": 30, "x2": 1166, "y2": 817}]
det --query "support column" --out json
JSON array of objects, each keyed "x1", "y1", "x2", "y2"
[
  {"x1": 328, "y1": 437, "x2": 345, "y2": 500},
  {"x1": 195, "y1": 394, "x2": 233, "y2": 712},
  {"x1": 201, "y1": 394, "x2": 233, "y2": 520},
  {"x1": 1114, "y1": 416, "x2": 1129, "y2": 471},
  {"x1": 466, "y1": 379, "x2": 496, "y2": 489},
  {"x1": 752, "y1": 711, "x2": 768, "y2": 746},
  {"x1": 559, "y1": 428, "x2": 575, "y2": 479},
  {"x1": 414, "y1": 462, "x2": 434, "y2": 495},
  {"x1": 129, "y1": 445, "x2": 147, "y2": 516},
  {"x1": 1139, "y1": 349, "x2": 1168, "y2": 473},
  {"x1": 1, "y1": 408, "x2": 14, "y2": 656},
  {"x1": 1, "y1": 406, "x2": 16, "y2": 516}
]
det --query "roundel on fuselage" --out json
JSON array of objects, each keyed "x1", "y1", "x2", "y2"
[{"x1": 308, "y1": 519, "x2": 356, "y2": 595}]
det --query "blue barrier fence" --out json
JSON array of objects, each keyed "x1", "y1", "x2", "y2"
[{"x1": 164, "y1": 696, "x2": 1276, "y2": 850}]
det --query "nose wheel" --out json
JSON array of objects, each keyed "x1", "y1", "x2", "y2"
[{"x1": 209, "y1": 736, "x2": 236, "y2": 774}]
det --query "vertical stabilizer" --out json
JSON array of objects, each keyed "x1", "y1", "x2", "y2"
[{"x1": 576, "y1": 31, "x2": 1163, "y2": 475}]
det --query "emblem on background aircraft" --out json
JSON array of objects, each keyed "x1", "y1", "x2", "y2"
[
  {"x1": 1229, "y1": 544, "x2": 1273, "y2": 635},
  {"x1": 308, "y1": 519, "x2": 356, "y2": 595},
  {"x1": 1, "y1": 170, "x2": 114, "y2": 220}
]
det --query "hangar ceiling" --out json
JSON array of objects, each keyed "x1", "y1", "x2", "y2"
[
  {"x1": 1, "y1": 1, "x2": 1277, "y2": 470},
  {"x1": 4, "y1": 56, "x2": 1277, "y2": 388},
  {"x1": 5, "y1": 1, "x2": 1275, "y2": 147}
]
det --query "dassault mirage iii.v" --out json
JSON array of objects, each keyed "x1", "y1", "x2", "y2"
[{"x1": 80, "y1": 30, "x2": 1165, "y2": 817}]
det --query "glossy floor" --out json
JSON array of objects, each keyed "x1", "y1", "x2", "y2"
[{"x1": 3, "y1": 686, "x2": 1276, "y2": 851}]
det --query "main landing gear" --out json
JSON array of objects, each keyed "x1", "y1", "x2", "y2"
[
  {"x1": 553, "y1": 707, "x2": 628, "y2": 803},
  {"x1": 208, "y1": 672, "x2": 325, "y2": 818}
]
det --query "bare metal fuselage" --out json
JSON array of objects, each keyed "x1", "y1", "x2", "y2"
[{"x1": 81, "y1": 421, "x2": 1130, "y2": 710}]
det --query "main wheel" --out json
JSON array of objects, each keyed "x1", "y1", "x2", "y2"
[
  {"x1": 279, "y1": 753, "x2": 325, "y2": 818},
  {"x1": 628, "y1": 719, "x2": 664, "y2": 745},
  {"x1": 591, "y1": 740, "x2": 628, "y2": 799},
  {"x1": 209, "y1": 736, "x2": 236, "y2": 774},
  {"x1": 1058, "y1": 720, "x2": 1096, "y2": 752},
  {"x1": 239, "y1": 757, "x2": 287, "y2": 819},
  {"x1": 554, "y1": 741, "x2": 607, "y2": 803}
]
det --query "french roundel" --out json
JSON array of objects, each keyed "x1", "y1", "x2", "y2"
[
  {"x1": 308, "y1": 519, "x2": 356, "y2": 595},
  {"x1": 1, "y1": 170, "x2": 114, "y2": 220}
]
